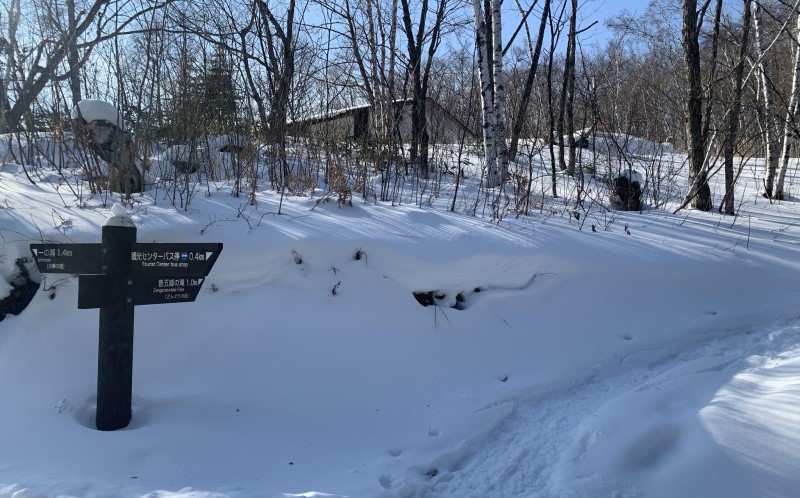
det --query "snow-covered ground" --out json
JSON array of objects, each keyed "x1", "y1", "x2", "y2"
[{"x1": 1, "y1": 136, "x2": 800, "y2": 498}]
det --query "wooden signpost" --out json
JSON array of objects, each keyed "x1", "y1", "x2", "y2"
[{"x1": 30, "y1": 214, "x2": 222, "y2": 431}]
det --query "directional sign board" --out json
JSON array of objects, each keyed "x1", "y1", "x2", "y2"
[
  {"x1": 78, "y1": 275, "x2": 206, "y2": 308},
  {"x1": 29, "y1": 227, "x2": 223, "y2": 431},
  {"x1": 30, "y1": 243, "x2": 103, "y2": 274},
  {"x1": 130, "y1": 243, "x2": 223, "y2": 276},
  {"x1": 130, "y1": 276, "x2": 206, "y2": 306}
]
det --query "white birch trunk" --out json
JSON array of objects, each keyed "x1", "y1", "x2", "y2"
[
  {"x1": 775, "y1": 8, "x2": 800, "y2": 200},
  {"x1": 472, "y1": 0, "x2": 498, "y2": 185},
  {"x1": 366, "y1": 0, "x2": 383, "y2": 138},
  {"x1": 490, "y1": 0, "x2": 509, "y2": 187},
  {"x1": 387, "y1": 0, "x2": 398, "y2": 143},
  {"x1": 753, "y1": 1, "x2": 780, "y2": 198}
]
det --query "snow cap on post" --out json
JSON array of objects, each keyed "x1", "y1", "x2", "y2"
[
  {"x1": 105, "y1": 203, "x2": 135, "y2": 227},
  {"x1": 71, "y1": 99, "x2": 126, "y2": 131}
]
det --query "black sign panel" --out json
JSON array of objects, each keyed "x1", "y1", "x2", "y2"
[
  {"x1": 79, "y1": 275, "x2": 206, "y2": 309},
  {"x1": 30, "y1": 243, "x2": 103, "y2": 274},
  {"x1": 130, "y1": 243, "x2": 222, "y2": 276},
  {"x1": 129, "y1": 276, "x2": 205, "y2": 306}
]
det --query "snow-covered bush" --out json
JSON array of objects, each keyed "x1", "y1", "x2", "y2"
[
  {"x1": 166, "y1": 145, "x2": 201, "y2": 174},
  {"x1": 0, "y1": 257, "x2": 39, "y2": 322},
  {"x1": 162, "y1": 135, "x2": 252, "y2": 181},
  {"x1": 609, "y1": 168, "x2": 643, "y2": 211},
  {"x1": 569, "y1": 130, "x2": 684, "y2": 209}
]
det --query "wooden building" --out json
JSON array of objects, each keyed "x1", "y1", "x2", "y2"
[{"x1": 288, "y1": 98, "x2": 477, "y2": 143}]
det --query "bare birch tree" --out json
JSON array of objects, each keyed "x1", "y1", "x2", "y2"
[
  {"x1": 752, "y1": 0, "x2": 781, "y2": 199},
  {"x1": 774, "y1": 3, "x2": 800, "y2": 200},
  {"x1": 472, "y1": 0, "x2": 509, "y2": 188}
]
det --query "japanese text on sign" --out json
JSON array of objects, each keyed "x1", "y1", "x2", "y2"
[
  {"x1": 40, "y1": 248, "x2": 73, "y2": 257},
  {"x1": 131, "y1": 251, "x2": 206, "y2": 262},
  {"x1": 154, "y1": 278, "x2": 203, "y2": 288}
]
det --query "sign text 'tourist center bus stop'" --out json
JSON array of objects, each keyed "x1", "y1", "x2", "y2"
[{"x1": 30, "y1": 206, "x2": 222, "y2": 431}]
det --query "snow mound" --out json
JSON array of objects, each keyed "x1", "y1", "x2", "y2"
[
  {"x1": 70, "y1": 99, "x2": 125, "y2": 131},
  {"x1": 574, "y1": 130, "x2": 676, "y2": 157},
  {"x1": 206, "y1": 134, "x2": 248, "y2": 152}
]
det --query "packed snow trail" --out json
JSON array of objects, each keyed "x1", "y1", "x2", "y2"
[{"x1": 393, "y1": 318, "x2": 800, "y2": 498}]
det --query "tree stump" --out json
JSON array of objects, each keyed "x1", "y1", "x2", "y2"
[{"x1": 71, "y1": 100, "x2": 143, "y2": 197}]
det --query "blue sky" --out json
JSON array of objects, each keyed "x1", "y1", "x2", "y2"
[
  {"x1": 499, "y1": 0, "x2": 649, "y2": 53},
  {"x1": 581, "y1": 0, "x2": 648, "y2": 45}
]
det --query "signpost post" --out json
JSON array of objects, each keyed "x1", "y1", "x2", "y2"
[
  {"x1": 96, "y1": 220, "x2": 136, "y2": 431},
  {"x1": 30, "y1": 210, "x2": 222, "y2": 431}
]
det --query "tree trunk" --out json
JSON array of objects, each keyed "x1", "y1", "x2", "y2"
[
  {"x1": 473, "y1": 0, "x2": 508, "y2": 188},
  {"x1": 241, "y1": 7, "x2": 268, "y2": 130},
  {"x1": 508, "y1": 0, "x2": 551, "y2": 162},
  {"x1": 681, "y1": 0, "x2": 712, "y2": 211},
  {"x1": 472, "y1": 0, "x2": 498, "y2": 184},
  {"x1": 721, "y1": 0, "x2": 751, "y2": 215},
  {"x1": 387, "y1": 0, "x2": 399, "y2": 145},
  {"x1": 0, "y1": 0, "x2": 20, "y2": 132},
  {"x1": 701, "y1": 0, "x2": 722, "y2": 148},
  {"x1": 67, "y1": 0, "x2": 82, "y2": 107},
  {"x1": 368, "y1": 0, "x2": 396, "y2": 145},
  {"x1": 546, "y1": 5, "x2": 561, "y2": 198},
  {"x1": 258, "y1": 0, "x2": 295, "y2": 149},
  {"x1": 774, "y1": 6, "x2": 800, "y2": 200},
  {"x1": 490, "y1": 0, "x2": 509, "y2": 185},
  {"x1": 400, "y1": 0, "x2": 423, "y2": 172},
  {"x1": 400, "y1": 0, "x2": 447, "y2": 179},
  {"x1": 564, "y1": 0, "x2": 578, "y2": 177},
  {"x1": 753, "y1": 0, "x2": 780, "y2": 198}
]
